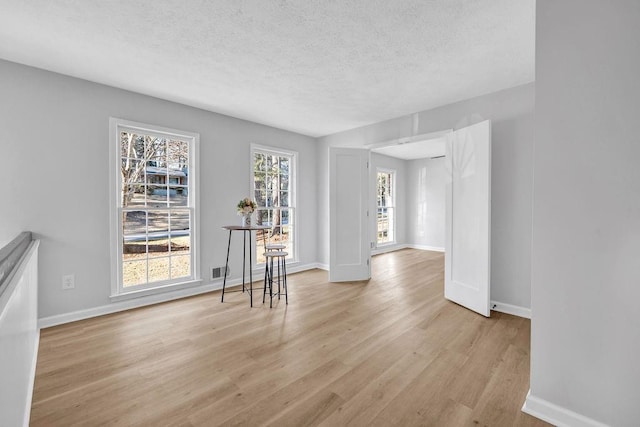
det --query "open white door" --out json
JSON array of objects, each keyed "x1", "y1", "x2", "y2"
[
  {"x1": 329, "y1": 147, "x2": 370, "y2": 282},
  {"x1": 445, "y1": 120, "x2": 491, "y2": 316}
]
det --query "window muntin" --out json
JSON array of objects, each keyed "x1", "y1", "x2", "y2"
[
  {"x1": 111, "y1": 119, "x2": 198, "y2": 295},
  {"x1": 377, "y1": 170, "x2": 396, "y2": 245},
  {"x1": 251, "y1": 146, "x2": 297, "y2": 264}
]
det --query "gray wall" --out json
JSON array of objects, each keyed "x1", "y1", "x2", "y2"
[
  {"x1": 0, "y1": 59, "x2": 317, "y2": 318},
  {"x1": 406, "y1": 157, "x2": 446, "y2": 250},
  {"x1": 370, "y1": 152, "x2": 407, "y2": 249},
  {"x1": 531, "y1": 1, "x2": 640, "y2": 424},
  {"x1": 318, "y1": 83, "x2": 534, "y2": 309}
]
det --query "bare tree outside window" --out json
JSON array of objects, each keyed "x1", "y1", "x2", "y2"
[
  {"x1": 252, "y1": 148, "x2": 295, "y2": 263},
  {"x1": 120, "y1": 131, "x2": 192, "y2": 287}
]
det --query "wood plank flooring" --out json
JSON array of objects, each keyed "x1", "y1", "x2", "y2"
[{"x1": 31, "y1": 249, "x2": 549, "y2": 426}]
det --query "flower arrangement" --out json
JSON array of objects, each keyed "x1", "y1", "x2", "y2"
[{"x1": 237, "y1": 197, "x2": 257, "y2": 216}]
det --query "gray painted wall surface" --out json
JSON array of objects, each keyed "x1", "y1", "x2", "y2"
[
  {"x1": 406, "y1": 157, "x2": 446, "y2": 249},
  {"x1": 531, "y1": 1, "x2": 640, "y2": 424},
  {"x1": 0, "y1": 59, "x2": 317, "y2": 318},
  {"x1": 318, "y1": 83, "x2": 534, "y2": 309}
]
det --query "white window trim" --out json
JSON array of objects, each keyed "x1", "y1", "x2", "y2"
[
  {"x1": 376, "y1": 167, "x2": 396, "y2": 247},
  {"x1": 109, "y1": 118, "x2": 201, "y2": 300},
  {"x1": 250, "y1": 143, "x2": 299, "y2": 266}
]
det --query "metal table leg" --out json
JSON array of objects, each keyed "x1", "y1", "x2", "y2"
[{"x1": 221, "y1": 229, "x2": 232, "y2": 302}]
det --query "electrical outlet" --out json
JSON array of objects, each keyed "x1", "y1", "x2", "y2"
[{"x1": 62, "y1": 274, "x2": 75, "y2": 290}]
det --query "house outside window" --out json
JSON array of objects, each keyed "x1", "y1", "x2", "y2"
[
  {"x1": 377, "y1": 169, "x2": 396, "y2": 245},
  {"x1": 251, "y1": 144, "x2": 297, "y2": 264},
  {"x1": 109, "y1": 118, "x2": 199, "y2": 298}
]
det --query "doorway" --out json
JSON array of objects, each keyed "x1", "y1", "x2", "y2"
[{"x1": 370, "y1": 130, "x2": 449, "y2": 255}]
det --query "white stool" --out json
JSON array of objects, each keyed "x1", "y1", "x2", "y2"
[
  {"x1": 265, "y1": 243, "x2": 286, "y2": 252},
  {"x1": 263, "y1": 251, "x2": 288, "y2": 307}
]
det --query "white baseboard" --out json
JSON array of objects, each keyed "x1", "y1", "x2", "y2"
[
  {"x1": 316, "y1": 263, "x2": 329, "y2": 271},
  {"x1": 490, "y1": 300, "x2": 531, "y2": 319},
  {"x1": 24, "y1": 330, "x2": 39, "y2": 427},
  {"x1": 39, "y1": 262, "x2": 319, "y2": 328},
  {"x1": 406, "y1": 244, "x2": 445, "y2": 252},
  {"x1": 522, "y1": 390, "x2": 609, "y2": 427},
  {"x1": 372, "y1": 244, "x2": 409, "y2": 255}
]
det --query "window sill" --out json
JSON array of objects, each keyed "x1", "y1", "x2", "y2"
[{"x1": 110, "y1": 279, "x2": 203, "y2": 302}]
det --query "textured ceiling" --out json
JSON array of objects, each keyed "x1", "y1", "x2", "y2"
[{"x1": 0, "y1": 0, "x2": 535, "y2": 137}]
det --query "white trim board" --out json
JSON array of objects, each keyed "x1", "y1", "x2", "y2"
[
  {"x1": 490, "y1": 300, "x2": 531, "y2": 319},
  {"x1": 406, "y1": 244, "x2": 445, "y2": 252},
  {"x1": 522, "y1": 390, "x2": 609, "y2": 427},
  {"x1": 372, "y1": 244, "x2": 408, "y2": 256},
  {"x1": 372, "y1": 244, "x2": 446, "y2": 256},
  {"x1": 39, "y1": 262, "x2": 321, "y2": 328}
]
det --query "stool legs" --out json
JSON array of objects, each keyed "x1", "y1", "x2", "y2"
[
  {"x1": 263, "y1": 260, "x2": 268, "y2": 304},
  {"x1": 283, "y1": 257, "x2": 288, "y2": 305},
  {"x1": 262, "y1": 252, "x2": 288, "y2": 307},
  {"x1": 269, "y1": 256, "x2": 274, "y2": 308}
]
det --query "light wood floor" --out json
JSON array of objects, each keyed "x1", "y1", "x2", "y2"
[{"x1": 31, "y1": 249, "x2": 549, "y2": 426}]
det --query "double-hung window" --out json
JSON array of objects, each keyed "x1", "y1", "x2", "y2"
[
  {"x1": 110, "y1": 118, "x2": 199, "y2": 297},
  {"x1": 377, "y1": 169, "x2": 396, "y2": 245},
  {"x1": 251, "y1": 144, "x2": 297, "y2": 264}
]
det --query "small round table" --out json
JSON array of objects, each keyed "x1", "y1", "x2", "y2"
[{"x1": 220, "y1": 225, "x2": 270, "y2": 307}]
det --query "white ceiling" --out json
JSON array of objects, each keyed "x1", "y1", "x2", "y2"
[{"x1": 0, "y1": 0, "x2": 535, "y2": 137}]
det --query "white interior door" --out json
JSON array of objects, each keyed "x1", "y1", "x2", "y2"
[
  {"x1": 329, "y1": 147, "x2": 371, "y2": 282},
  {"x1": 445, "y1": 120, "x2": 491, "y2": 316}
]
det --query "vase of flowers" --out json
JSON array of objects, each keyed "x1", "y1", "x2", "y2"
[{"x1": 237, "y1": 197, "x2": 257, "y2": 227}]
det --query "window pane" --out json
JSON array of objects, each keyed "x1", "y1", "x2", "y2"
[
  {"x1": 272, "y1": 209, "x2": 283, "y2": 228},
  {"x1": 147, "y1": 137, "x2": 167, "y2": 168},
  {"x1": 280, "y1": 191, "x2": 289, "y2": 207},
  {"x1": 170, "y1": 255, "x2": 191, "y2": 280},
  {"x1": 267, "y1": 209, "x2": 274, "y2": 228},
  {"x1": 121, "y1": 132, "x2": 145, "y2": 158},
  {"x1": 170, "y1": 210, "x2": 190, "y2": 254},
  {"x1": 123, "y1": 210, "x2": 147, "y2": 260},
  {"x1": 126, "y1": 185, "x2": 147, "y2": 207},
  {"x1": 254, "y1": 189, "x2": 267, "y2": 208},
  {"x1": 121, "y1": 157, "x2": 146, "y2": 208},
  {"x1": 264, "y1": 189, "x2": 275, "y2": 208},
  {"x1": 169, "y1": 186, "x2": 188, "y2": 207},
  {"x1": 148, "y1": 257, "x2": 170, "y2": 283},
  {"x1": 387, "y1": 207, "x2": 395, "y2": 241},
  {"x1": 254, "y1": 153, "x2": 266, "y2": 173},
  {"x1": 123, "y1": 260, "x2": 147, "y2": 287},
  {"x1": 254, "y1": 172, "x2": 266, "y2": 192},
  {"x1": 170, "y1": 210, "x2": 190, "y2": 232},
  {"x1": 168, "y1": 140, "x2": 188, "y2": 170},
  {"x1": 377, "y1": 207, "x2": 390, "y2": 243},
  {"x1": 279, "y1": 174, "x2": 289, "y2": 191},
  {"x1": 146, "y1": 185, "x2": 167, "y2": 207},
  {"x1": 148, "y1": 211, "x2": 169, "y2": 259},
  {"x1": 281, "y1": 209, "x2": 290, "y2": 226},
  {"x1": 121, "y1": 159, "x2": 145, "y2": 183}
]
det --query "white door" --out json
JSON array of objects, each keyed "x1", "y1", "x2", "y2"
[
  {"x1": 329, "y1": 147, "x2": 371, "y2": 282},
  {"x1": 445, "y1": 120, "x2": 491, "y2": 316}
]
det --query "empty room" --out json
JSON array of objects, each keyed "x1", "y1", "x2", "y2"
[{"x1": 1, "y1": 1, "x2": 638, "y2": 426}]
